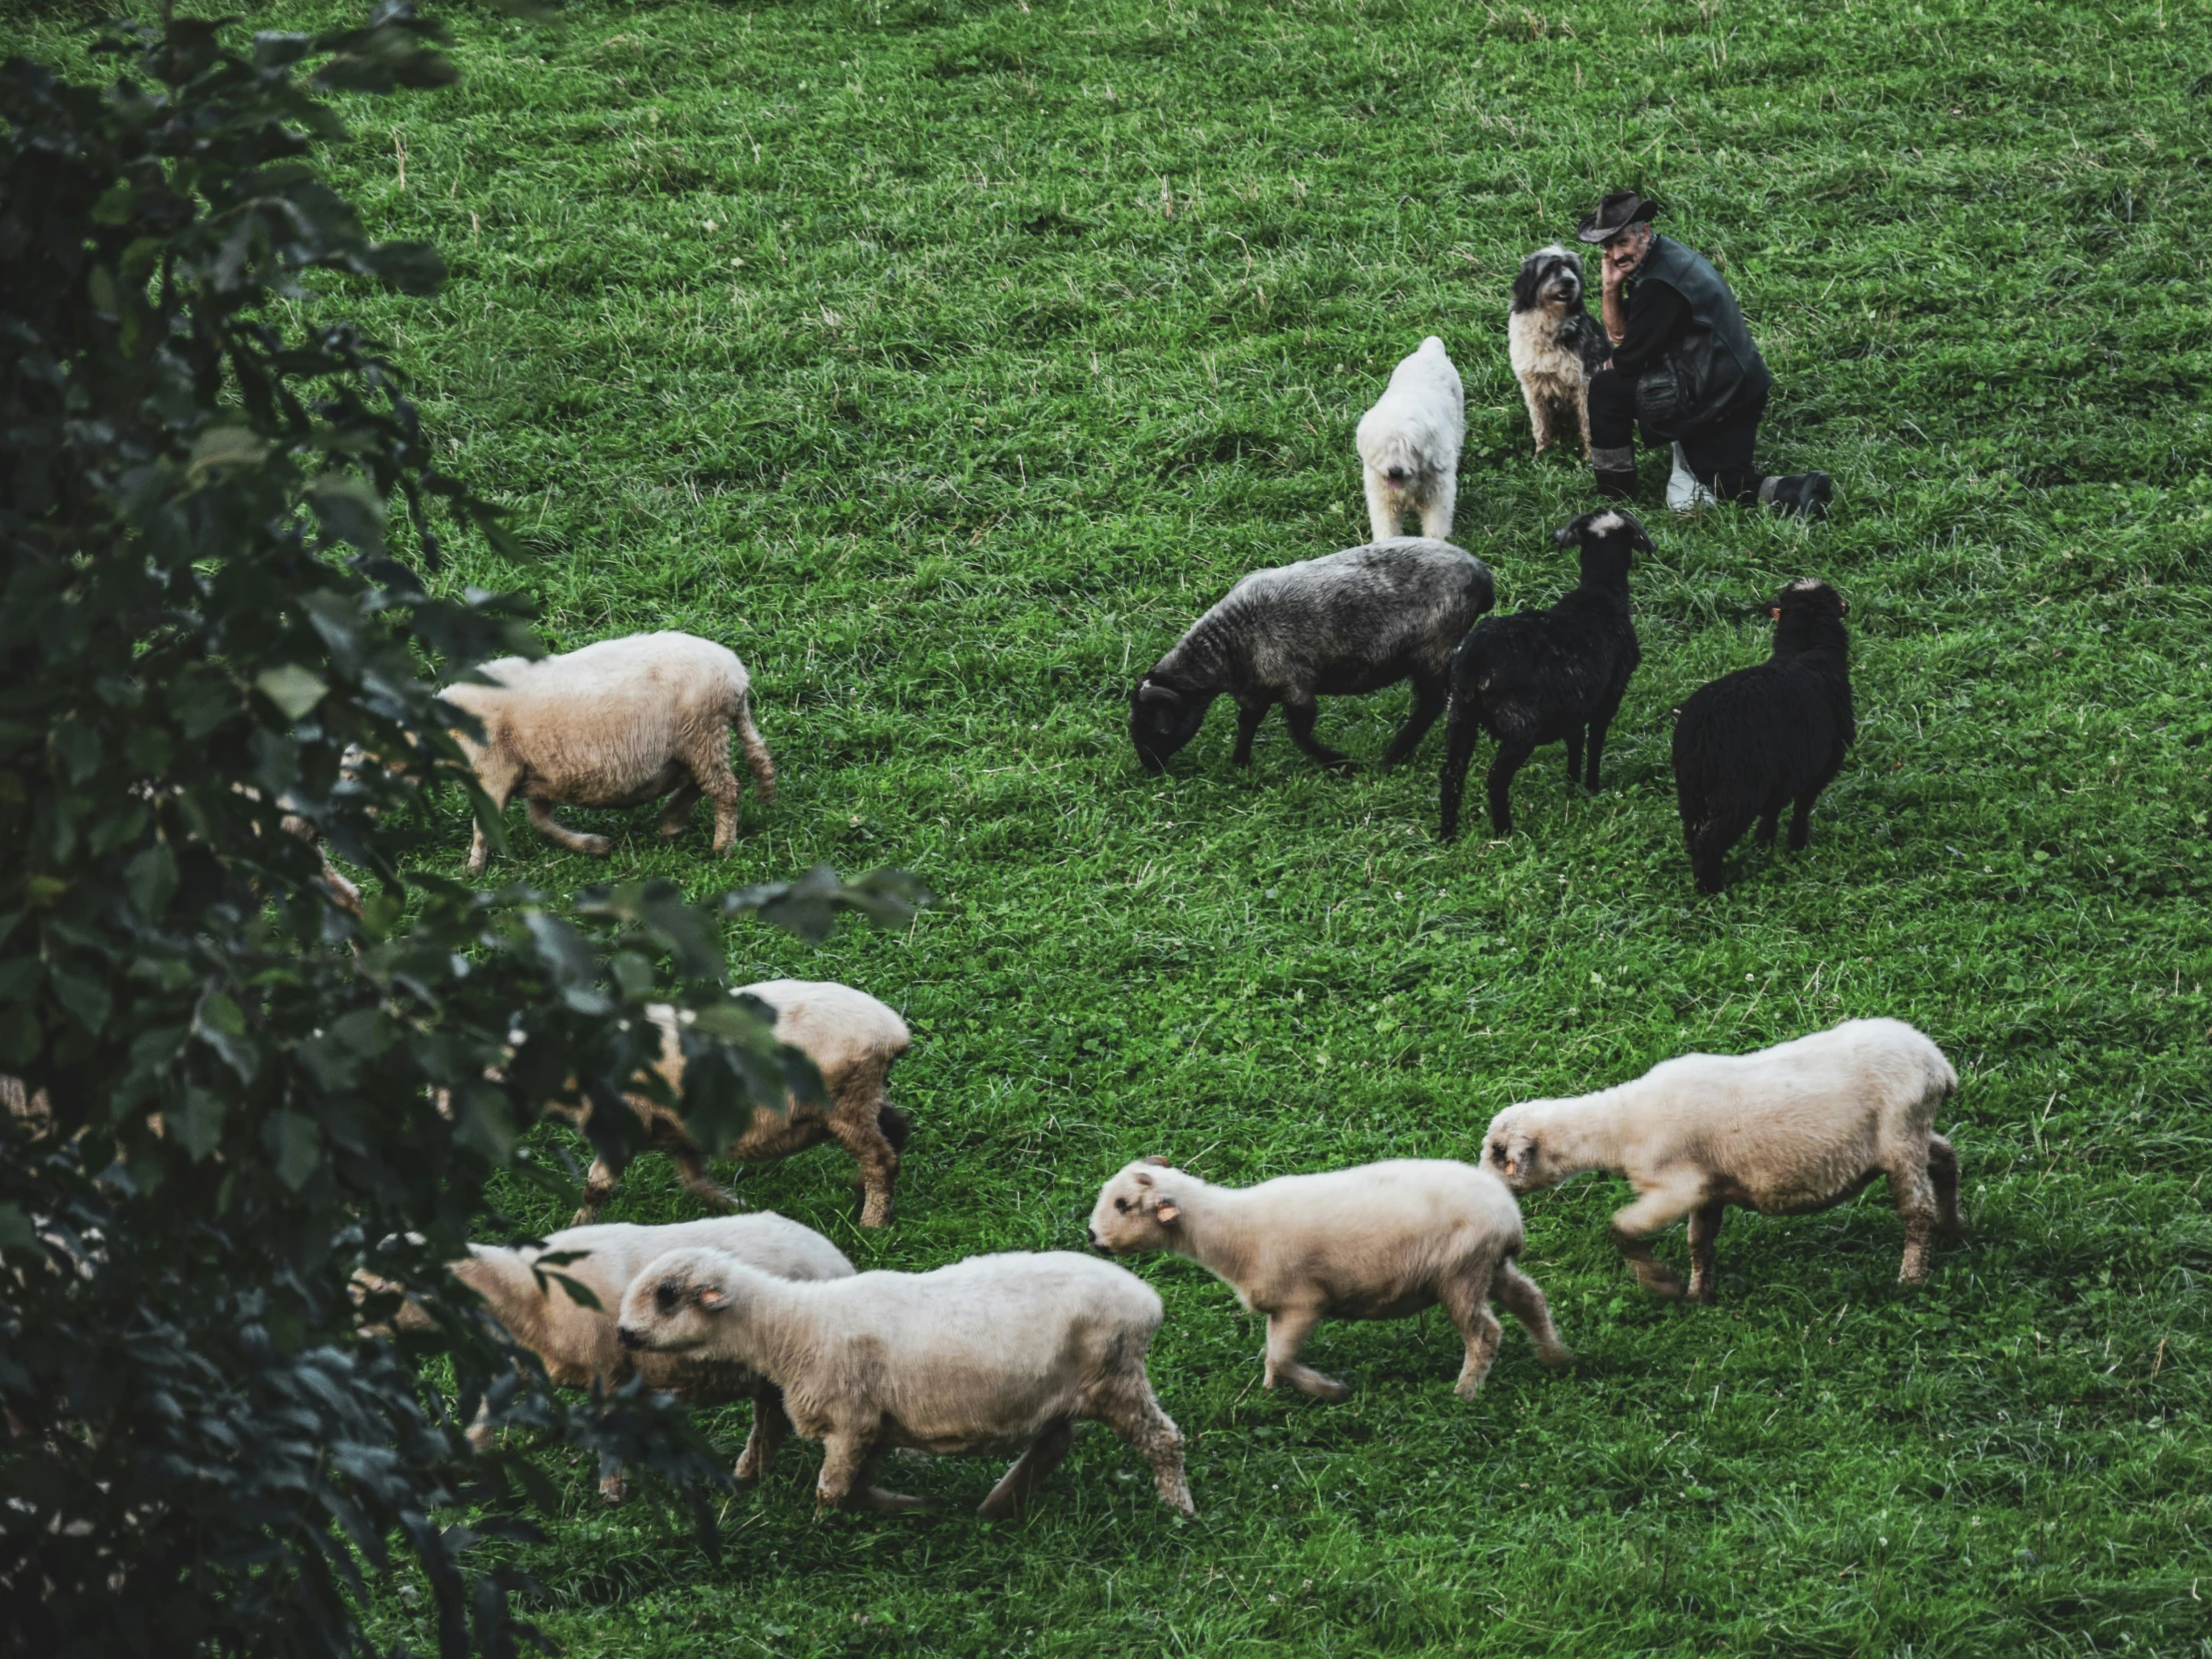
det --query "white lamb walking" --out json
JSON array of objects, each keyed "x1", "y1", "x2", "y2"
[
  {"x1": 1355, "y1": 335, "x2": 1465, "y2": 545},
  {"x1": 1483, "y1": 1017, "x2": 1963, "y2": 1302},
  {"x1": 1086, "y1": 1157, "x2": 1568, "y2": 1402},
  {"x1": 617, "y1": 1248, "x2": 1195, "y2": 1518},
  {"x1": 439, "y1": 630, "x2": 774, "y2": 871}
]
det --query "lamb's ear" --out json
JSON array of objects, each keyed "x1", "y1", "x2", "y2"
[
  {"x1": 1144, "y1": 1154, "x2": 1173, "y2": 1167},
  {"x1": 693, "y1": 1284, "x2": 730, "y2": 1312},
  {"x1": 1553, "y1": 522, "x2": 1580, "y2": 548},
  {"x1": 1153, "y1": 1200, "x2": 1181, "y2": 1225},
  {"x1": 1769, "y1": 605, "x2": 1783, "y2": 621},
  {"x1": 1837, "y1": 595, "x2": 1850, "y2": 617}
]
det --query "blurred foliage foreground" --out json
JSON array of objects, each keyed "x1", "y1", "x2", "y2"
[{"x1": 0, "y1": 10, "x2": 920, "y2": 1656}]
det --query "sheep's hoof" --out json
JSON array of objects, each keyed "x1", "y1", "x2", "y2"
[
  {"x1": 579, "y1": 833, "x2": 613, "y2": 857},
  {"x1": 1306, "y1": 1376, "x2": 1353, "y2": 1404},
  {"x1": 1538, "y1": 1346, "x2": 1574, "y2": 1371},
  {"x1": 598, "y1": 1475, "x2": 629, "y2": 1504}
]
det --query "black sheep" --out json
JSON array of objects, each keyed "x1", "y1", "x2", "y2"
[
  {"x1": 1129, "y1": 538, "x2": 1494, "y2": 775},
  {"x1": 1438, "y1": 509, "x2": 1648, "y2": 840},
  {"x1": 1671, "y1": 578, "x2": 1855, "y2": 894}
]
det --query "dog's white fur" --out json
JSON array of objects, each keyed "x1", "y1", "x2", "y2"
[
  {"x1": 1507, "y1": 246, "x2": 1604, "y2": 457},
  {"x1": 1086, "y1": 1157, "x2": 1568, "y2": 1402},
  {"x1": 617, "y1": 1247, "x2": 1195, "y2": 1518},
  {"x1": 1483, "y1": 1018, "x2": 1963, "y2": 1302},
  {"x1": 440, "y1": 631, "x2": 774, "y2": 871},
  {"x1": 1355, "y1": 336, "x2": 1464, "y2": 544}
]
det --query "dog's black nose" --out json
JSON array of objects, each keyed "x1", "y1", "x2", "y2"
[{"x1": 617, "y1": 1327, "x2": 645, "y2": 1351}]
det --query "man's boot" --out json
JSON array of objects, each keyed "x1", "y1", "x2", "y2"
[
  {"x1": 1591, "y1": 446, "x2": 1638, "y2": 500},
  {"x1": 1759, "y1": 472, "x2": 1833, "y2": 519}
]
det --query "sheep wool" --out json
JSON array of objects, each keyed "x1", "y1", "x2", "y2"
[
  {"x1": 617, "y1": 1248, "x2": 1195, "y2": 1519},
  {"x1": 413, "y1": 1214, "x2": 853, "y2": 1499},
  {"x1": 564, "y1": 979, "x2": 913, "y2": 1229},
  {"x1": 440, "y1": 630, "x2": 774, "y2": 871},
  {"x1": 1087, "y1": 1157, "x2": 1569, "y2": 1401},
  {"x1": 1672, "y1": 578, "x2": 1856, "y2": 894},
  {"x1": 1484, "y1": 1017, "x2": 1962, "y2": 1302},
  {"x1": 1439, "y1": 509, "x2": 1650, "y2": 840},
  {"x1": 1129, "y1": 538, "x2": 1493, "y2": 775}
]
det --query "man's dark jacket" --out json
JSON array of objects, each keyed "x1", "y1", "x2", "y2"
[{"x1": 1616, "y1": 235, "x2": 1771, "y2": 439}]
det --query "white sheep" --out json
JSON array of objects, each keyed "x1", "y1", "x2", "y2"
[
  {"x1": 563, "y1": 979, "x2": 912, "y2": 1229},
  {"x1": 616, "y1": 1248, "x2": 1195, "y2": 1519},
  {"x1": 1086, "y1": 1157, "x2": 1568, "y2": 1402},
  {"x1": 1483, "y1": 1017, "x2": 1963, "y2": 1302},
  {"x1": 1355, "y1": 335, "x2": 1465, "y2": 545},
  {"x1": 439, "y1": 630, "x2": 774, "y2": 871},
  {"x1": 398, "y1": 1215, "x2": 852, "y2": 1500}
]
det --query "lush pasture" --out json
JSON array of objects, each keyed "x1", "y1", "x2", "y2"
[{"x1": 11, "y1": 0, "x2": 2211, "y2": 1650}]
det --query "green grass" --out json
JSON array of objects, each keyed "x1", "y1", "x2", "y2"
[{"x1": 12, "y1": 0, "x2": 2212, "y2": 1650}]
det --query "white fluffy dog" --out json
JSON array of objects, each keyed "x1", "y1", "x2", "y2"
[{"x1": 1355, "y1": 335, "x2": 1464, "y2": 545}]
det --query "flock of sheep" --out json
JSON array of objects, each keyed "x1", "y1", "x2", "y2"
[
  {"x1": 400, "y1": 1007, "x2": 1959, "y2": 1517},
  {"x1": 390, "y1": 341, "x2": 1957, "y2": 1511}
]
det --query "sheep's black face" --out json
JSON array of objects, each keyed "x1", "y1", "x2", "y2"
[
  {"x1": 1769, "y1": 578, "x2": 1847, "y2": 622},
  {"x1": 1129, "y1": 678, "x2": 1209, "y2": 773}
]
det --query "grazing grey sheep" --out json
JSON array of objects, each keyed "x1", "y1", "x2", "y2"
[
  {"x1": 1438, "y1": 509, "x2": 1649, "y2": 839},
  {"x1": 1130, "y1": 539, "x2": 1494, "y2": 775},
  {"x1": 1087, "y1": 1156, "x2": 1568, "y2": 1402},
  {"x1": 618, "y1": 1248, "x2": 1195, "y2": 1519},
  {"x1": 1484, "y1": 1018, "x2": 1962, "y2": 1302},
  {"x1": 1673, "y1": 578, "x2": 1856, "y2": 894},
  {"x1": 1356, "y1": 335, "x2": 1465, "y2": 543}
]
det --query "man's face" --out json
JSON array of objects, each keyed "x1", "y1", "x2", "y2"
[{"x1": 1602, "y1": 223, "x2": 1651, "y2": 279}]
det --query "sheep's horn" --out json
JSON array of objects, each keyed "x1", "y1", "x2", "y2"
[{"x1": 1137, "y1": 682, "x2": 1180, "y2": 707}]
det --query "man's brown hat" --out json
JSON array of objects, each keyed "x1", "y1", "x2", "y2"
[{"x1": 1576, "y1": 190, "x2": 1661, "y2": 245}]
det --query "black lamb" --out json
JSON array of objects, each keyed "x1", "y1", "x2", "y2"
[
  {"x1": 1129, "y1": 538, "x2": 1494, "y2": 775},
  {"x1": 1438, "y1": 509, "x2": 1648, "y2": 840},
  {"x1": 1671, "y1": 577, "x2": 1855, "y2": 894}
]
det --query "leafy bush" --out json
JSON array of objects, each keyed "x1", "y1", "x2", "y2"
[{"x1": 0, "y1": 10, "x2": 920, "y2": 1655}]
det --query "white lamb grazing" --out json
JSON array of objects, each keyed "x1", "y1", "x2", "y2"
[
  {"x1": 1354, "y1": 335, "x2": 1465, "y2": 545},
  {"x1": 616, "y1": 1248, "x2": 1195, "y2": 1519},
  {"x1": 417, "y1": 1215, "x2": 852, "y2": 1500},
  {"x1": 1483, "y1": 1017, "x2": 1963, "y2": 1303},
  {"x1": 439, "y1": 630, "x2": 774, "y2": 871},
  {"x1": 1086, "y1": 1157, "x2": 1568, "y2": 1402},
  {"x1": 563, "y1": 979, "x2": 912, "y2": 1229}
]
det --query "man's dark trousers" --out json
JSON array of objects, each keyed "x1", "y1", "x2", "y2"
[{"x1": 1588, "y1": 365, "x2": 1769, "y2": 505}]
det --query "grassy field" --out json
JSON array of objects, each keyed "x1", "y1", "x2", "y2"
[{"x1": 11, "y1": 0, "x2": 2212, "y2": 1650}]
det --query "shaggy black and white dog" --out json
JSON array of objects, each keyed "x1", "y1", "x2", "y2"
[{"x1": 1507, "y1": 245, "x2": 1610, "y2": 457}]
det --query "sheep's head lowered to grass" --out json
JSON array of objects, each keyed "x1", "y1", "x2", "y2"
[{"x1": 1127, "y1": 677, "x2": 1215, "y2": 773}]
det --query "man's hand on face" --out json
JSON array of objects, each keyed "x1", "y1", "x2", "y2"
[{"x1": 1601, "y1": 229, "x2": 1644, "y2": 291}]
